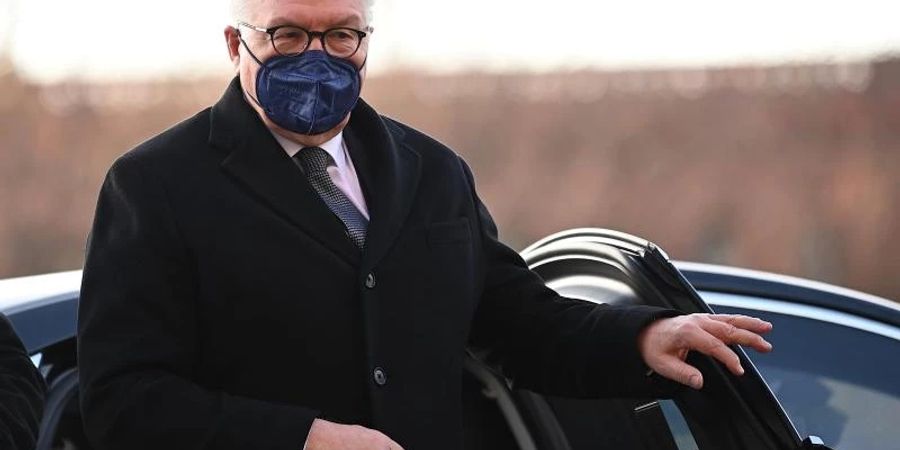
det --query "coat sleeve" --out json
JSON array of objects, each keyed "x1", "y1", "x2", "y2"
[
  {"x1": 460, "y1": 158, "x2": 680, "y2": 399},
  {"x1": 78, "y1": 154, "x2": 318, "y2": 450},
  {"x1": 0, "y1": 314, "x2": 45, "y2": 450}
]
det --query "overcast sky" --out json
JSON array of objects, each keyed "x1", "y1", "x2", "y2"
[{"x1": 3, "y1": 0, "x2": 900, "y2": 82}]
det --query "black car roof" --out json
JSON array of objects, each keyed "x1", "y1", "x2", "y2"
[{"x1": 674, "y1": 261, "x2": 900, "y2": 329}]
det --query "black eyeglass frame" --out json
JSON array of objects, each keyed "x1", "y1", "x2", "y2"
[{"x1": 236, "y1": 21, "x2": 372, "y2": 58}]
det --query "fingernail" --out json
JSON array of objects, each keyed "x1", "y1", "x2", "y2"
[
  {"x1": 737, "y1": 366, "x2": 745, "y2": 375},
  {"x1": 689, "y1": 375, "x2": 702, "y2": 389}
]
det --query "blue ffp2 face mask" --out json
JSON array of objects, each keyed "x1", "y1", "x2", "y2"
[{"x1": 244, "y1": 47, "x2": 362, "y2": 136}]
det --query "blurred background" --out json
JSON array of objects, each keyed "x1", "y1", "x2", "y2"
[{"x1": 0, "y1": 0, "x2": 898, "y2": 301}]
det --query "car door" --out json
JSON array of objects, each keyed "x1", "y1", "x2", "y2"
[
  {"x1": 490, "y1": 228, "x2": 831, "y2": 450},
  {"x1": 704, "y1": 296, "x2": 900, "y2": 450}
]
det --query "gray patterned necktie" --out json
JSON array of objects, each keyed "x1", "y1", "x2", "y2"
[{"x1": 295, "y1": 147, "x2": 368, "y2": 249}]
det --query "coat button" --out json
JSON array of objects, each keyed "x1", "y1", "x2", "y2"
[
  {"x1": 365, "y1": 273, "x2": 376, "y2": 289},
  {"x1": 373, "y1": 367, "x2": 387, "y2": 386}
]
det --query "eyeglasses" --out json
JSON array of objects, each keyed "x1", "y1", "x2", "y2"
[{"x1": 237, "y1": 21, "x2": 371, "y2": 59}]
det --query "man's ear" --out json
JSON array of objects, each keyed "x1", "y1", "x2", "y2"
[{"x1": 224, "y1": 26, "x2": 241, "y2": 70}]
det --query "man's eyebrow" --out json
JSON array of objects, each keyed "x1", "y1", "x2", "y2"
[{"x1": 266, "y1": 13, "x2": 364, "y2": 29}]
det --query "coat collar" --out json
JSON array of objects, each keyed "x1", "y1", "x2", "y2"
[
  {"x1": 343, "y1": 99, "x2": 422, "y2": 270},
  {"x1": 210, "y1": 77, "x2": 421, "y2": 269}
]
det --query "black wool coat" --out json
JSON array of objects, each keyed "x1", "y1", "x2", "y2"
[
  {"x1": 78, "y1": 77, "x2": 674, "y2": 450},
  {"x1": 0, "y1": 313, "x2": 45, "y2": 450}
]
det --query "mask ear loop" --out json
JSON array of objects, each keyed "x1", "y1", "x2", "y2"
[{"x1": 237, "y1": 30, "x2": 268, "y2": 108}]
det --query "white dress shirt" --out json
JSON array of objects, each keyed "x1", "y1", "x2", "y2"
[{"x1": 272, "y1": 131, "x2": 370, "y2": 220}]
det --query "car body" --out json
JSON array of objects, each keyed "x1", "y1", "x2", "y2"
[
  {"x1": 678, "y1": 262, "x2": 900, "y2": 450},
  {"x1": 2, "y1": 228, "x2": 897, "y2": 449}
]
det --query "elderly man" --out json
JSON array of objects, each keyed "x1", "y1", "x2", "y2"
[
  {"x1": 0, "y1": 314, "x2": 45, "y2": 450},
  {"x1": 77, "y1": 0, "x2": 773, "y2": 449}
]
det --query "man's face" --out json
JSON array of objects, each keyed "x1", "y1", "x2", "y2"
[{"x1": 225, "y1": 0, "x2": 370, "y2": 143}]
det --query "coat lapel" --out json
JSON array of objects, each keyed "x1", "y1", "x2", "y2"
[
  {"x1": 344, "y1": 101, "x2": 422, "y2": 270},
  {"x1": 210, "y1": 78, "x2": 361, "y2": 266}
]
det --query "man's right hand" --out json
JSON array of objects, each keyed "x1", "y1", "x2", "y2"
[{"x1": 306, "y1": 419, "x2": 404, "y2": 450}]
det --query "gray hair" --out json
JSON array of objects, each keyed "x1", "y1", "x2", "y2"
[{"x1": 231, "y1": 0, "x2": 374, "y2": 25}]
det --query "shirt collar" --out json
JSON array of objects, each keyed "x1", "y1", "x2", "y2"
[{"x1": 271, "y1": 131, "x2": 347, "y2": 169}]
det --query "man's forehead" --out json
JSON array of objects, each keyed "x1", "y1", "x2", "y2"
[{"x1": 251, "y1": 0, "x2": 366, "y2": 26}]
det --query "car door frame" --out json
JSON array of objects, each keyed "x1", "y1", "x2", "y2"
[{"x1": 508, "y1": 228, "x2": 813, "y2": 450}]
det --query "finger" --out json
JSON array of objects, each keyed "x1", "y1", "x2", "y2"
[
  {"x1": 380, "y1": 434, "x2": 404, "y2": 450},
  {"x1": 684, "y1": 327, "x2": 745, "y2": 375},
  {"x1": 708, "y1": 314, "x2": 773, "y2": 334},
  {"x1": 652, "y1": 354, "x2": 704, "y2": 389},
  {"x1": 700, "y1": 317, "x2": 773, "y2": 353}
]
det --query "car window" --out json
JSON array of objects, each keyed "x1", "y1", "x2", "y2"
[{"x1": 703, "y1": 292, "x2": 900, "y2": 450}]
